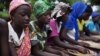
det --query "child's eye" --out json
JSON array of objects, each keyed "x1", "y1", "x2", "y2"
[{"x1": 20, "y1": 12, "x2": 25, "y2": 16}]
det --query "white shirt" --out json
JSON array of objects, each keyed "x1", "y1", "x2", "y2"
[{"x1": 8, "y1": 22, "x2": 25, "y2": 46}]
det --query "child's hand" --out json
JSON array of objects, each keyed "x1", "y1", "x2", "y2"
[
  {"x1": 78, "y1": 42, "x2": 90, "y2": 47},
  {"x1": 92, "y1": 38, "x2": 100, "y2": 42},
  {"x1": 59, "y1": 51, "x2": 69, "y2": 56},
  {"x1": 76, "y1": 46, "x2": 89, "y2": 54}
]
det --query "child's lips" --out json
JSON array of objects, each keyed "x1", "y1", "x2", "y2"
[{"x1": 24, "y1": 21, "x2": 29, "y2": 25}]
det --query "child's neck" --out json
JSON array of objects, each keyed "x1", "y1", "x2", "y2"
[
  {"x1": 56, "y1": 19, "x2": 61, "y2": 26},
  {"x1": 36, "y1": 21, "x2": 45, "y2": 30},
  {"x1": 79, "y1": 18, "x2": 83, "y2": 22},
  {"x1": 11, "y1": 22, "x2": 23, "y2": 38}
]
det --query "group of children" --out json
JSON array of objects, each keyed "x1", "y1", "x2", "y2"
[{"x1": 0, "y1": 0, "x2": 100, "y2": 56}]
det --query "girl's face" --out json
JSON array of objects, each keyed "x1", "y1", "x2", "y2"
[
  {"x1": 79, "y1": 12, "x2": 91, "y2": 20},
  {"x1": 11, "y1": 5, "x2": 31, "y2": 27},
  {"x1": 80, "y1": 5, "x2": 92, "y2": 20},
  {"x1": 93, "y1": 16, "x2": 100, "y2": 23},
  {"x1": 57, "y1": 7, "x2": 71, "y2": 22},
  {"x1": 38, "y1": 11, "x2": 51, "y2": 24},
  {"x1": 57, "y1": 14, "x2": 68, "y2": 22}
]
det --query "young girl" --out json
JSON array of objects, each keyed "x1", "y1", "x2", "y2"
[
  {"x1": 85, "y1": 12, "x2": 100, "y2": 35},
  {"x1": 30, "y1": 0, "x2": 60, "y2": 56},
  {"x1": 60, "y1": 2, "x2": 92, "y2": 45},
  {"x1": 60, "y1": 2, "x2": 98, "y2": 56},
  {"x1": 45, "y1": 2, "x2": 88, "y2": 55},
  {"x1": 8, "y1": 0, "x2": 32, "y2": 56}
]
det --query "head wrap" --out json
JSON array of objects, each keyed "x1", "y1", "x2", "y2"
[
  {"x1": 34, "y1": 0, "x2": 50, "y2": 17},
  {"x1": 62, "y1": 2, "x2": 88, "y2": 41},
  {"x1": 71, "y1": 2, "x2": 87, "y2": 18},
  {"x1": 92, "y1": 12, "x2": 100, "y2": 19},
  {"x1": 51, "y1": 2, "x2": 70, "y2": 18},
  {"x1": 9, "y1": 0, "x2": 31, "y2": 15},
  {"x1": 9, "y1": 0, "x2": 31, "y2": 56}
]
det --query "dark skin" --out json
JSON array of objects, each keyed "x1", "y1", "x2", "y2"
[
  {"x1": 31, "y1": 11, "x2": 53, "y2": 56},
  {"x1": 9, "y1": 5, "x2": 31, "y2": 56},
  {"x1": 31, "y1": 42, "x2": 45, "y2": 56},
  {"x1": 78, "y1": 15, "x2": 88, "y2": 38},
  {"x1": 32, "y1": 11, "x2": 69, "y2": 56},
  {"x1": 90, "y1": 16, "x2": 100, "y2": 35},
  {"x1": 44, "y1": 46, "x2": 69, "y2": 56},
  {"x1": 46, "y1": 9, "x2": 88, "y2": 54},
  {"x1": 60, "y1": 27, "x2": 90, "y2": 47},
  {"x1": 0, "y1": 19, "x2": 9, "y2": 56},
  {"x1": 55, "y1": 22, "x2": 88, "y2": 54},
  {"x1": 79, "y1": 14, "x2": 100, "y2": 42},
  {"x1": 59, "y1": 8, "x2": 93, "y2": 53},
  {"x1": 62, "y1": 4, "x2": 100, "y2": 45},
  {"x1": 67, "y1": 10, "x2": 92, "y2": 43},
  {"x1": 42, "y1": 9, "x2": 82, "y2": 55}
]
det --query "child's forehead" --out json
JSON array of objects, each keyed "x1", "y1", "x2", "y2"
[
  {"x1": 14, "y1": 5, "x2": 31, "y2": 13},
  {"x1": 17, "y1": 5, "x2": 30, "y2": 10}
]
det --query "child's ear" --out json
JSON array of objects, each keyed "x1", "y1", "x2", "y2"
[{"x1": 11, "y1": 16, "x2": 14, "y2": 21}]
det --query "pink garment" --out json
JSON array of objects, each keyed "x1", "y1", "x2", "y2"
[
  {"x1": 46, "y1": 19, "x2": 60, "y2": 46},
  {"x1": 17, "y1": 27, "x2": 31, "y2": 56},
  {"x1": 9, "y1": 0, "x2": 31, "y2": 15},
  {"x1": 49, "y1": 19, "x2": 59, "y2": 37}
]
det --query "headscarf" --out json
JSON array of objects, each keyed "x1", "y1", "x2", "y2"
[
  {"x1": 9, "y1": 0, "x2": 31, "y2": 15},
  {"x1": 71, "y1": 2, "x2": 87, "y2": 18},
  {"x1": 9, "y1": 0, "x2": 31, "y2": 56},
  {"x1": 34, "y1": 0, "x2": 50, "y2": 17},
  {"x1": 92, "y1": 12, "x2": 100, "y2": 19},
  {"x1": 62, "y1": 2, "x2": 87, "y2": 41},
  {"x1": 92, "y1": 12, "x2": 100, "y2": 33},
  {"x1": 51, "y1": 2, "x2": 70, "y2": 18}
]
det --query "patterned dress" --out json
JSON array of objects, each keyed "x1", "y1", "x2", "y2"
[{"x1": 30, "y1": 21, "x2": 48, "y2": 50}]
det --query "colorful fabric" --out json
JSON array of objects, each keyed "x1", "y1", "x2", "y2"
[
  {"x1": 92, "y1": 12, "x2": 100, "y2": 33},
  {"x1": 85, "y1": 20, "x2": 100, "y2": 33},
  {"x1": 62, "y1": 2, "x2": 87, "y2": 41},
  {"x1": 51, "y1": 2, "x2": 70, "y2": 18},
  {"x1": 49, "y1": 19, "x2": 59, "y2": 37},
  {"x1": 77, "y1": 19, "x2": 85, "y2": 31},
  {"x1": 34, "y1": 0, "x2": 50, "y2": 16},
  {"x1": 30, "y1": 21, "x2": 47, "y2": 50},
  {"x1": 92, "y1": 12, "x2": 100, "y2": 19},
  {"x1": 8, "y1": 22, "x2": 31, "y2": 56},
  {"x1": 8, "y1": 22, "x2": 25, "y2": 46},
  {"x1": 46, "y1": 19, "x2": 62, "y2": 45},
  {"x1": 9, "y1": 0, "x2": 31, "y2": 15},
  {"x1": 85, "y1": 20, "x2": 96, "y2": 32},
  {"x1": 71, "y1": 2, "x2": 87, "y2": 18},
  {"x1": 85, "y1": 12, "x2": 100, "y2": 33},
  {"x1": 17, "y1": 27, "x2": 31, "y2": 56}
]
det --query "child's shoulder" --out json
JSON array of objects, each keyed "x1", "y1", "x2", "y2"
[{"x1": 0, "y1": 18, "x2": 7, "y2": 26}]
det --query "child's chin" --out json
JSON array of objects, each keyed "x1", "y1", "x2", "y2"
[{"x1": 24, "y1": 24, "x2": 29, "y2": 27}]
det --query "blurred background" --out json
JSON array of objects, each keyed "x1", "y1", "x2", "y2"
[{"x1": 0, "y1": 0, "x2": 100, "y2": 20}]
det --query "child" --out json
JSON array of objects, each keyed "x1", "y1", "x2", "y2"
[
  {"x1": 8, "y1": 0, "x2": 32, "y2": 56},
  {"x1": 85, "y1": 12, "x2": 100, "y2": 35},
  {"x1": 30, "y1": 0, "x2": 60, "y2": 56},
  {"x1": 60, "y1": 2, "x2": 92, "y2": 45},
  {"x1": 46, "y1": 2, "x2": 88, "y2": 54}
]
